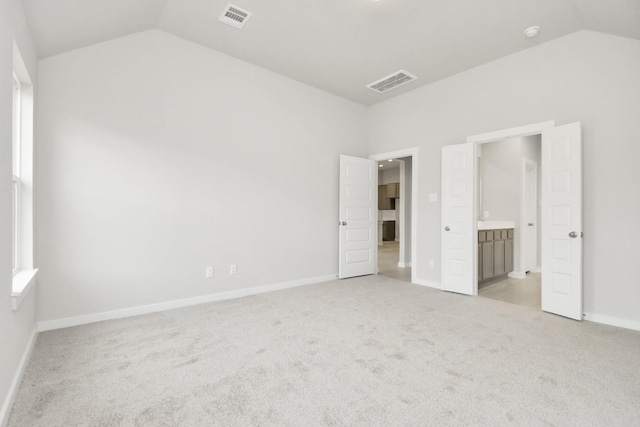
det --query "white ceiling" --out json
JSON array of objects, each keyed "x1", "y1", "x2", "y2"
[{"x1": 21, "y1": 0, "x2": 640, "y2": 106}]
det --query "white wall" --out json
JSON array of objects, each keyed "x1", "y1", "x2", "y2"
[
  {"x1": 36, "y1": 30, "x2": 367, "y2": 322},
  {"x1": 481, "y1": 138, "x2": 521, "y2": 222},
  {"x1": 367, "y1": 30, "x2": 640, "y2": 325},
  {"x1": 380, "y1": 167, "x2": 400, "y2": 185},
  {"x1": 0, "y1": 1, "x2": 38, "y2": 424}
]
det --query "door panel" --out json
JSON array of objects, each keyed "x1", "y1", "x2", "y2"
[
  {"x1": 339, "y1": 155, "x2": 377, "y2": 279},
  {"x1": 541, "y1": 122, "x2": 582, "y2": 320},
  {"x1": 441, "y1": 143, "x2": 475, "y2": 295}
]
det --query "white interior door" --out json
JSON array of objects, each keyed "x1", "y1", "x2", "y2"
[
  {"x1": 541, "y1": 122, "x2": 582, "y2": 320},
  {"x1": 441, "y1": 143, "x2": 476, "y2": 295},
  {"x1": 339, "y1": 155, "x2": 377, "y2": 279},
  {"x1": 524, "y1": 159, "x2": 538, "y2": 272}
]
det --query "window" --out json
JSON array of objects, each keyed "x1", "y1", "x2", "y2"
[
  {"x1": 12, "y1": 73, "x2": 21, "y2": 274},
  {"x1": 11, "y1": 43, "x2": 37, "y2": 310}
]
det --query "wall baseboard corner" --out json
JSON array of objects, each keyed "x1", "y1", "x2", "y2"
[
  {"x1": 583, "y1": 312, "x2": 640, "y2": 332},
  {"x1": 508, "y1": 271, "x2": 527, "y2": 279},
  {"x1": 1, "y1": 327, "x2": 38, "y2": 427},
  {"x1": 412, "y1": 278, "x2": 441, "y2": 289},
  {"x1": 38, "y1": 274, "x2": 337, "y2": 332}
]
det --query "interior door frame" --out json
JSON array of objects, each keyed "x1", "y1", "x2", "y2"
[
  {"x1": 369, "y1": 147, "x2": 419, "y2": 284},
  {"x1": 467, "y1": 121, "x2": 556, "y2": 295}
]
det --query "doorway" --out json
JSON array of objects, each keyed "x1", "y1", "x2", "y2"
[
  {"x1": 369, "y1": 148, "x2": 418, "y2": 284},
  {"x1": 377, "y1": 157, "x2": 411, "y2": 282},
  {"x1": 476, "y1": 135, "x2": 541, "y2": 309},
  {"x1": 441, "y1": 120, "x2": 583, "y2": 320}
]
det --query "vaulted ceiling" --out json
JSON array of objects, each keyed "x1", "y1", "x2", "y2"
[{"x1": 21, "y1": 0, "x2": 640, "y2": 105}]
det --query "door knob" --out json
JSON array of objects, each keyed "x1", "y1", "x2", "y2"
[
  {"x1": 569, "y1": 231, "x2": 578, "y2": 238},
  {"x1": 528, "y1": 223, "x2": 534, "y2": 226},
  {"x1": 341, "y1": 221, "x2": 347, "y2": 226},
  {"x1": 444, "y1": 226, "x2": 451, "y2": 231}
]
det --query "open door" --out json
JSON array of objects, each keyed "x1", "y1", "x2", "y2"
[
  {"x1": 338, "y1": 155, "x2": 377, "y2": 279},
  {"x1": 541, "y1": 122, "x2": 582, "y2": 320},
  {"x1": 441, "y1": 143, "x2": 476, "y2": 295}
]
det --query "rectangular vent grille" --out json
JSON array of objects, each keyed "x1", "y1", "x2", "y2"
[
  {"x1": 219, "y1": 3, "x2": 252, "y2": 29},
  {"x1": 367, "y1": 70, "x2": 417, "y2": 94}
]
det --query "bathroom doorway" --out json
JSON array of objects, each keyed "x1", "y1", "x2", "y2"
[
  {"x1": 442, "y1": 120, "x2": 583, "y2": 320},
  {"x1": 477, "y1": 135, "x2": 542, "y2": 309}
]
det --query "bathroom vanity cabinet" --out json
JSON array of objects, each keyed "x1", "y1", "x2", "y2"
[{"x1": 478, "y1": 228, "x2": 514, "y2": 281}]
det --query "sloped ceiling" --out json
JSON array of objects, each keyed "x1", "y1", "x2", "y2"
[{"x1": 21, "y1": 0, "x2": 640, "y2": 105}]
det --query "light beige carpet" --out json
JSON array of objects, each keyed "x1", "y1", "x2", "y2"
[{"x1": 9, "y1": 275, "x2": 640, "y2": 426}]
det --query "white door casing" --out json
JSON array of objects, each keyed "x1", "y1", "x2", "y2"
[
  {"x1": 441, "y1": 143, "x2": 476, "y2": 295},
  {"x1": 541, "y1": 122, "x2": 582, "y2": 320},
  {"x1": 339, "y1": 155, "x2": 377, "y2": 279}
]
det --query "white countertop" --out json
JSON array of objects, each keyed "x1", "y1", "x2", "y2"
[
  {"x1": 379, "y1": 210, "x2": 397, "y2": 221},
  {"x1": 478, "y1": 221, "x2": 514, "y2": 230}
]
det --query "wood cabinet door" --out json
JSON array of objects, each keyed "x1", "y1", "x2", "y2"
[
  {"x1": 378, "y1": 185, "x2": 392, "y2": 210},
  {"x1": 386, "y1": 182, "x2": 399, "y2": 198},
  {"x1": 481, "y1": 241, "x2": 494, "y2": 280},
  {"x1": 494, "y1": 239, "x2": 505, "y2": 275},
  {"x1": 382, "y1": 221, "x2": 396, "y2": 241},
  {"x1": 478, "y1": 243, "x2": 482, "y2": 281},
  {"x1": 505, "y1": 238, "x2": 514, "y2": 273}
]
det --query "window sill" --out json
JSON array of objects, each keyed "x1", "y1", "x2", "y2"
[{"x1": 12, "y1": 268, "x2": 38, "y2": 311}]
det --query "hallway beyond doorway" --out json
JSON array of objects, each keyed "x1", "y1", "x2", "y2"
[{"x1": 378, "y1": 241, "x2": 411, "y2": 282}]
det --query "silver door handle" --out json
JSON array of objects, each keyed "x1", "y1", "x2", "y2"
[
  {"x1": 340, "y1": 221, "x2": 347, "y2": 226},
  {"x1": 444, "y1": 226, "x2": 450, "y2": 231},
  {"x1": 569, "y1": 231, "x2": 578, "y2": 238},
  {"x1": 528, "y1": 223, "x2": 534, "y2": 226}
]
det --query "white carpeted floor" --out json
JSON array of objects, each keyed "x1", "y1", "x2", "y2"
[{"x1": 8, "y1": 275, "x2": 640, "y2": 426}]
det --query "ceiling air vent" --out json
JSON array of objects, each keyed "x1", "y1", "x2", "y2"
[
  {"x1": 219, "y1": 3, "x2": 252, "y2": 29},
  {"x1": 367, "y1": 70, "x2": 417, "y2": 94}
]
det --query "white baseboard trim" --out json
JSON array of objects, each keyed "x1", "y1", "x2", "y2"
[
  {"x1": 398, "y1": 262, "x2": 412, "y2": 268},
  {"x1": 412, "y1": 278, "x2": 441, "y2": 289},
  {"x1": 583, "y1": 312, "x2": 640, "y2": 332},
  {"x1": 1, "y1": 327, "x2": 38, "y2": 427},
  {"x1": 38, "y1": 274, "x2": 337, "y2": 332},
  {"x1": 508, "y1": 271, "x2": 527, "y2": 279}
]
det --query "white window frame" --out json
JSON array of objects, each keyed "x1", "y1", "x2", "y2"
[{"x1": 11, "y1": 43, "x2": 38, "y2": 310}]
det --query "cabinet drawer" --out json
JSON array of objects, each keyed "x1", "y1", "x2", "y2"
[
  {"x1": 507, "y1": 229, "x2": 514, "y2": 239},
  {"x1": 501, "y1": 229, "x2": 509, "y2": 240},
  {"x1": 485, "y1": 230, "x2": 494, "y2": 241},
  {"x1": 479, "y1": 231, "x2": 487, "y2": 242}
]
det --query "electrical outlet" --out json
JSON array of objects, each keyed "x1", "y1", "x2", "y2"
[
  {"x1": 230, "y1": 264, "x2": 237, "y2": 275},
  {"x1": 205, "y1": 266, "x2": 214, "y2": 278},
  {"x1": 429, "y1": 259, "x2": 435, "y2": 268},
  {"x1": 484, "y1": 211, "x2": 490, "y2": 219}
]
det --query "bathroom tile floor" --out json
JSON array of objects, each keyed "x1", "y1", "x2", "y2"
[
  {"x1": 377, "y1": 241, "x2": 540, "y2": 310},
  {"x1": 479, "y1": 272, "x2": 541, "y2": 309}
]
